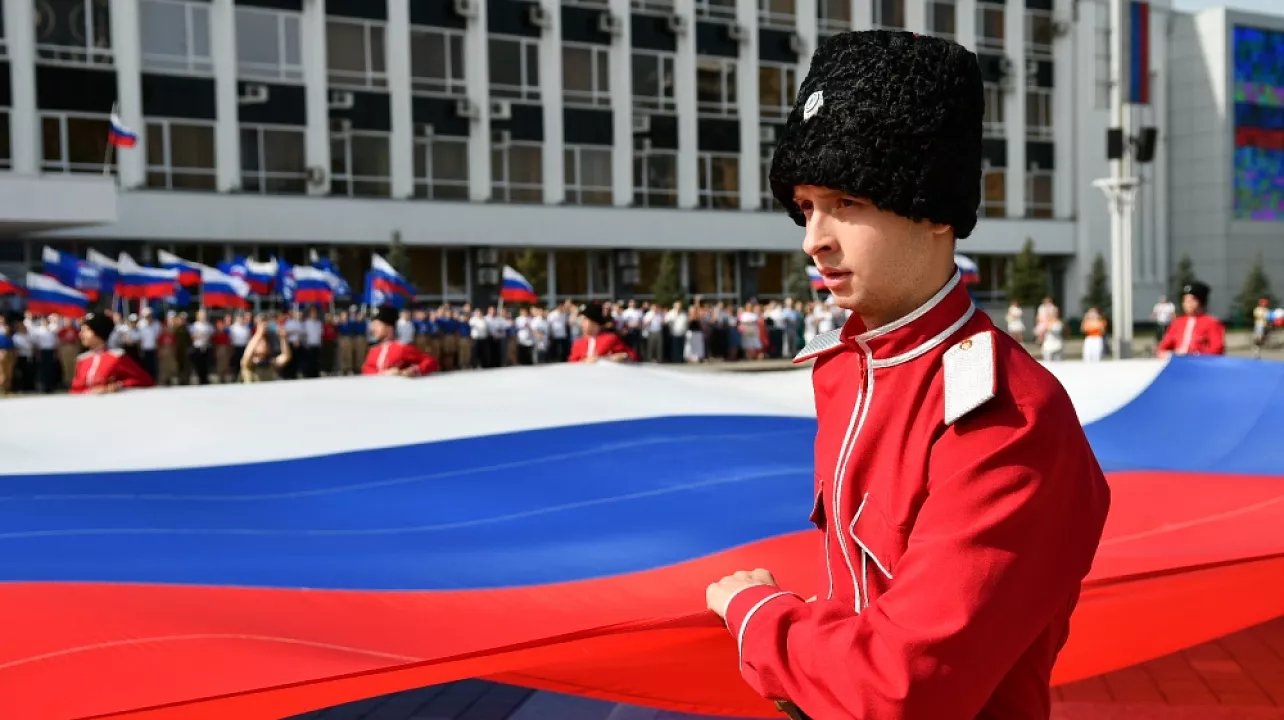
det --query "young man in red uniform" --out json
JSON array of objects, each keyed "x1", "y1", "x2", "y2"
[
  {"x1": 567, "y1": 302, "x2": 636, "y2": 363},
  {"x1": 1157, "y1": 281, "x2": 1226, "y2": 357},
  {"x1": 704, "y1": 31, "x2": 1111, "y2": 720},
  {"x1": 69, "y1": 313, "x2": 155, "y2": 395},
  {"x1": 361, "y1": 305, "x2": 439, "y2": 377}
]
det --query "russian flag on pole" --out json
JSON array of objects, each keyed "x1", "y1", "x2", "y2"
[
  {"x1": 805, "y1": 266, "x2": 825, "y2": 291},
  {"x1": 291, "y1": 266, "x2": 335, "y2": 305},
  {"x1": 25, "y1": 273, "x2": 88, "y2": 318},
  {"x1": 1129, "y1": 1, "x2": 1151, "y2": 105},
  {"x1": 116, "y1": 253, "x2": 179, "y2": 300},
  {"x1": 370, "y1": 254, "x2": 415, "y2": 299},
  {"x1": 500, "y1": 265, "x2": 538, "y2": 304},
  {"x1": 157, "y1": 249, "x2": 204, "y2": 287},
  {"x1": 0, "y1": 272, "x2": 25, "y2": 297},
  {"x1": 108, "y1": 112, "x2": 138, "y2": 149},
  {"x1": 219, "y1": 257, "x2": 277, "y2": 296},
  {"x1": 41, "y1": 246, "x2": 101, "y2": 300},
  {"x1": 201, "y1": 266, "x2": 250, "y2": 310},
  {"x1": 955, "y1": 254, "x2": 981, "y2": 285},
  {"x1": 84, "y1": 248, "x2": 120, "y2": 294}
]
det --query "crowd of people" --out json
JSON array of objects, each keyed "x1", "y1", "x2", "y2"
[{"x1": 0, "y1": 296, "x2": 853, "y2": 394}]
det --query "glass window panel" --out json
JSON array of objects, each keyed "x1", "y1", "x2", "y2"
[
  {"x1": 41, "y1": 118, "x2": 63, "y2": 162},
  {"x1": 327, "y1": 21, "x2": 367, "y2": 73},
  {"x1": 169, "y1": 124, "x2": 214, "y2": 168},
  {"x1": 563, "y1": 46, "x2": 593, "y2": 93},
  {"x1": 235, "y1": 9, "x2": 279, "y2": 66},
  {"x1": 140, "y1": 0, "x2": 188, "y2": 59},
  {"x1": 509, "y1": 145, "x2": 542, "y2": 184},
  {"x1": 146, "y1": 123, "x2": 165, "y2": 166},
  {"x1": 432, "y1": 141, "x2": 468, "y2": 181},
  {"x1": 262, "y1": 129, "x2": 305, "y2": 172},
  {"x1": 67, "y1": 117, "x2": 109, "y2": 166},
  {"x1": 445, "y1": 249, "x2": 468, "y2": 296},
  {"x1": 556, "y1": 251, "x2": 589, "y2": 297},
  {"x1": 489, "y1": 38, "x2": 522, "y2": 86}
]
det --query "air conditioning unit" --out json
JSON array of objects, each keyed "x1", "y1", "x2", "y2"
[
  {"x1": 306, "y1": 165, "x2": 327, "y2": 186},
  {"x1": 788, "y1": 33, "x2": 805, "y2": 55},
  {"x1": 478, "y1": 248, "x2": 499, "y2": 265},
  {"x1": 417, "y1": 123, "x2": 435, "y2": 138},
  {"x1": 238, "y1": 83, "x2": 269, "y2": 106},
  {"x1": 666, "y1": 13, "x2": 687, "y2": 36},
  {"x1": 598, "y1": 11, "x2": 623, "y2": 37},
  {"x1": 490, "y1": 99, "x2": 512, "y2": 121},
  {"x1": 453, "y1": 0, "x2": 478, "y2": 19},
  {"x1": 727, "y1": 23, "x2": 748, "y2": 44},
  {"x1": 478, "y1": 267, "x2": 500, "y2": 285},
  {"x1": 529, "y1": 3, "x2": 551, "y2": 30},
  {"x1": 632, "y1": 113, "x2": 651, "y2": 133},
  {"x1": 1053, "y1": 20, "x2": 1071, "y2": 37},
  {"x1": 328, "y1": 90, "x2": 354, "y2": 110},
  {"x1": 455, "y1": 98, "x2": 480, "y2": 119},
  {"x1": 329, "y1": 117, "x2": 352, "y2": 133},
  {"x1": 759, "y1": 125, "x2": 776, "y2": 143}
]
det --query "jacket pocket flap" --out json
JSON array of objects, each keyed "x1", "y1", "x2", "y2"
[
  {"x1": 808, "y1": 488, "x2": 826, "y2": 531},
  {"x1": 848, "y1": 494, "x2": 903, "y2": 580}
]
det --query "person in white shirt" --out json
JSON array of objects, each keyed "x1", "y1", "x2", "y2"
[
  {"x1": 12, "y1": 322, "x2": 35, "y2": 393},
  {"x1": 302, "y1": 307, "x2": 324, "y2": 378},
  {"x1": 643, "y1": 305, "x2": 665, "y2": 362},
  {"x1": 188, "y1": 309, "x2": 214, "y2": 385},
  {"x1": 1005, "y1": 301, "x2": 1026, "y2": 343},
  {"x1": 665, "y1": 302, "x2": 687, "y2": 363},
  {"x1": 30, "y1": 317, "x2": 58, "y2": 393},
  {"x1": 395, "y1": 309, "x2": 416, "y2": 345},
  {"x1": 515, "y1": 307, "x2": 535, "y2": 365},
  {"x1": 136, "y1": 308, "x2": 160, "y2": 382},
  {"x1": 484, "y1": 307, "x2": 506, "y2": 368},
  {"x1": 1151, "y1": 296, "x2": 1176, "y2": 345},
  {"x1": 468, "y1": 309, "x2": 490, "y2": 369},
  {"x1": 529, "y1": 307, "x2": 550, "y2": 364},
  {"x1": 228, "y1": 313, "x2": 252, "y2": 366},
  {"x1": 547, "y1": 304, "x2": 569, "y2": 362},
  {"x1": 1040, "y1": 307, "x2": 1065, "y2": 362},
  {"x1": 1034, "y1": 297, "x2": 1058, "y2": 344}
]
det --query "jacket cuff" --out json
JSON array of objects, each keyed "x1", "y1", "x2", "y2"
[{"x1": 723, "y1": 585, "x2": 803, "y2": 659}]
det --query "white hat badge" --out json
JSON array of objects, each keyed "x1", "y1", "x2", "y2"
[{"x1": 803, "y1": 90, "x2": 824, "y2": 122}]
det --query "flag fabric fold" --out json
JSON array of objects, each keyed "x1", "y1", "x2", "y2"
[
  {"x1": 805, "y1": 266, "x2": 825, "y2": 291},
  {"x1": 157, "y1": 250, "x2": 205, "y2": 287},
  {"x1": 954, "y1": 254, "x2": 981, "y2": 285},
  {"x1": 24, "y1": 273, "x2": 88, "y2": 317},
  {"x1": 500, "y1": 266, "x2": 538, "y2": 304},
  {"x1": 41, "y1": 247, "x2": 102, "y2": 300},
  {"x1": 116, "y1": 254, "x2": 179, "y2": 300},
  {"x1": 200, "y1": 266, "x2": 251, "y2": 310},
  {"x1": 108, "y1": 112, "x2": 138, "y2": 149}
]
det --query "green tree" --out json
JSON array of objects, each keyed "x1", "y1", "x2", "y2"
[
  {"x1": 1081, "y1": 253, "x2": 1112, "y2": 318},
  {"x1": 650, "y1": 250, "x2": 683, "y2": 307},
  {"x1": 786, "y1": 253, "x2": 815, "y2": 302},
  {"x1": 1004, "y1": 238, "x2": 1048, "y2": 307},
  {"x1": 1170, "y1": 253, "x2": 1197, "y2": 303},
  {"x1": 386, "y1": 230, "x2": 410, "y2": 276},
  {"x1": 512, "y1": 249, "x2": 546, "y2": 303},
  {"x1": 1233, "y1": 252, "x2": 1276, "y2": 325}
]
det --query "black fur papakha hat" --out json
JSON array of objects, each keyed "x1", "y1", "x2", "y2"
[{"x1": 770, "y1": 31, "x2": 984, "y2": 239}]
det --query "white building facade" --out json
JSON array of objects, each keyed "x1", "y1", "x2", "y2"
[{"x1": 0, "y1": 0, "x2": 1178, "y2": 314}]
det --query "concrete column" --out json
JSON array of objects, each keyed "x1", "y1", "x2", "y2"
[
  {"x1": 674, "y1": 1, "x2": 698, "y2": 208},
  {"x1": 538, "y1": 0, "x2": 565, "y2": 204},
  {"x1": 905, "y1": 0, "x2": 926, "y2": 34},
  {"x1": 1053, "y1": 0, "x2": 1073, "y2": 220},
  {"x1": 1004, "y1": 2, "x2": 1026, "y2": 217},
  {"x1": 795, "y1": 0, "x2": 818, "y2": 79},
  {"x1": 5, "y1": 0, "x2": 37, "y2": 174},
  {"x1": 850, "y1": 0, "x2": 872, "y2": 30},
  {"x1": 736, "y1": 0, "x2": 759, "y2": 211},
  {"x1": 111, "y1": 0, "x2": 146, "y2": 188},
  {"x1": 211, "y1": 0, "x2": 241, "y2": 191},
  {"x1": 609, "y1": 0, "x2": 633, "y2": 206},
  {"x1": 956, "y1": 0, "x2": 977, "y2": 52},
  {"x1": 387, "y1": 0, "x2": 414, "y2": 199},
  {"x1": 464, "y1": 0, "x2": 492, "y2": 201},
  {"x1": 302, "y1": 0, "x2": 331, "y2": 196}
]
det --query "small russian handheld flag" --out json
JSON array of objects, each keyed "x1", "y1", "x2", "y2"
[
  {"x1": 500, "y1": 265, "x2": 538, "y2": 304},
  {"x1": 25, "y1": 273, "x2": 89, "y2": 318},
  {"x1": 806, "y1": 265, "x2": 825, "y2": 291},
  {"x1": 108, "y1": 112, "x2": 138, "y2": 149},
  {"x1": 200, "y1": 266, "x2": 251, "y2": 310}
]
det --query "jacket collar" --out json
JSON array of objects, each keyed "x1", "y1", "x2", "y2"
[{"x1": 840, "y1": 271, "x2": 976, "y2": 368}]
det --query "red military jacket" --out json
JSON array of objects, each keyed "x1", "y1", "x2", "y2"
[
  {"x1": 361, "y1": 341, "x2": 439, "y2": 376},
  {"x1": 722, "y1": 273, "x2": 1111, "y2": 720},
  {"x1": 567, "y1": 331, "x2": 637, "y2": 363},
  {"x1": 1157, "y1": 313, "x2": 1226, "y2": 356},
  {"x1": 69, "y1": 348, "x2": 155, "y2": 394}
]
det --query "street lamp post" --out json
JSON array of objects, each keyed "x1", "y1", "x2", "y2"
[{"x1": 1092, "y1": 177, "x2": 1141, "y2": 359}]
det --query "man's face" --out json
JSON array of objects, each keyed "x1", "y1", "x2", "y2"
[
  {"x1": 79, "y1": 325, "x2": 99, "y2": 349},
  {"x1": 1182, "y1": 294, "x2": 1201, "y2": 315},
  {"x1": 797, "y1": 185, "x2": 951, "y2": 318},
  {"x1": 372, "y1": 319, "x2": 393, "y2": 341}
]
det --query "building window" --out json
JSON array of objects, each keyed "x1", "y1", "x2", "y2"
[
  {"x1": 490, "y1": 36, "x2": 540, "y2": 101},
  {"x1": 633, "y1": 51, "x2": 676, "y2": 112},
  {"x1": 927, "y1": 0, "x2": 956, "y2": 42},
  {"x1": 564, "y1": 0, "x2": 611, "y2": 7},
  {"x1": 977, "y1": 1, "x2": 1005, "y2": 51},
  {"x1": 414, "y1": 135, "x2": 469, "y2": 200},
  {"x1": 491, "y1": 136, "x2": 543, "y2": 203},
  {"x1": 699, "y1": 153, "x2": 739, "y2": 209},
  {"x1": 759, "y1": 0, "x2": 796, "y2": 29},
  {"x1": 631, "y1": 0, "x2": 676, "y2": 12},
  {"x1": 0, "y1": 110, "x2": 11, "y2": 168},
  {"x1": 697, "y1": 0, "x2": 737, "y2": 21},
  {"x1": 1025, "y1": 87, "x2": 1053, "y2": 140},
  {"x1": 240, "y1": 124, "x2": 307, "y2": 194},
  {"x1": 140, "y1": 0, "x2": 212, "y2": 75},
  {"x1": 697, "y1": 57, "x2": 738, "y2": 117},
  {"x1": 981, "y1": 167, "x2": 1005, "y2": 217},
  {"x1": 410, "y1": 27, "x2": 466, "y2": 96},
  {"x1": 331, "y1": 127, "x2": 392, "y2": 198},
  {"x1": 983, "y1": 82, "x2": 1004, "y2": 137},
  {"x1": 760, "y1": 145, "x2": 778, "y2": 211},
  {"x1": 236, "y1": 8, "x2": 303, "y2": 82},
  {"x1": 1026, "y1": 9, "x2": 1055, "y2": 57},
  {"x1": 818, "y1": 0, "x2": 850, "y2": 35},
  {"x1": 1026, "y1": 170, "x2": 1053, "y2": 218},
  {"x1": 145, "y1": 119, "x2": 216, "y2": 190},
  {"x1": 1094, "y1": 0, "x2": 1111, "y2": 109},
  {"x1": 563, "y1": 44, "x2": 611, "y2": 108},
  {"x1": 327, "y1": 19, "x2": 386, "y2": 89},
  {"x1": 633, "y1": 144, "x2": 678, "y2": 208},
  {"x1": 759, "y1": 63, "x2": 798, "y2": 122},
  {"x1": 40, "y1": 112, "x2": 110, "y2": 174},
  {"x1": 874, "y1": 0, "x2": 905, "y2": 29},
  {"x1": 565, "y1": 146, "x2": 613, "y2": 206},
  {"x1": 36, "y1": 0, "x2": 113, "y2": 67}
]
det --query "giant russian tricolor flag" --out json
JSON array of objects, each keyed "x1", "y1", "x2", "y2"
[
  {"x1": 23, "y1": 272, "x2": 88, "y2": 317},
  {"x1": 116, "y1": 253, "x2": 179, "y2": 300},
  {"x1": 201, "y1": 266, "x2": 251, "y2": 310},
  {"x1": 1129, "y1": 0, "x2": 1151, "y2": 105},
  {"x1": 157, "y1": 249, "x2": 204, "y2": 287},
  {"x1": 499, "y1": 265, "x2": 538, "y2": 304},
  {"x1": 290, "y1": 265, "x2": 335, "y2": 305}
]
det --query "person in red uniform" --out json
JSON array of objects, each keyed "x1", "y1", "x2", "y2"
[
  {"x1": 567, "y1": 302, "x2": 637, "y2": 363},
  {"x1": 69, "y1": 312, "x2": 155, "y2": 395},
  {"x1": 703, "y1": 31, "x2": 1111, "y2": 720},
  {"x1": 1157, "y1": 281, "x2": 1226, "y2": 357},
  {"x1": 361, "y1": 305, "x2": 439, "y2": 377}
]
